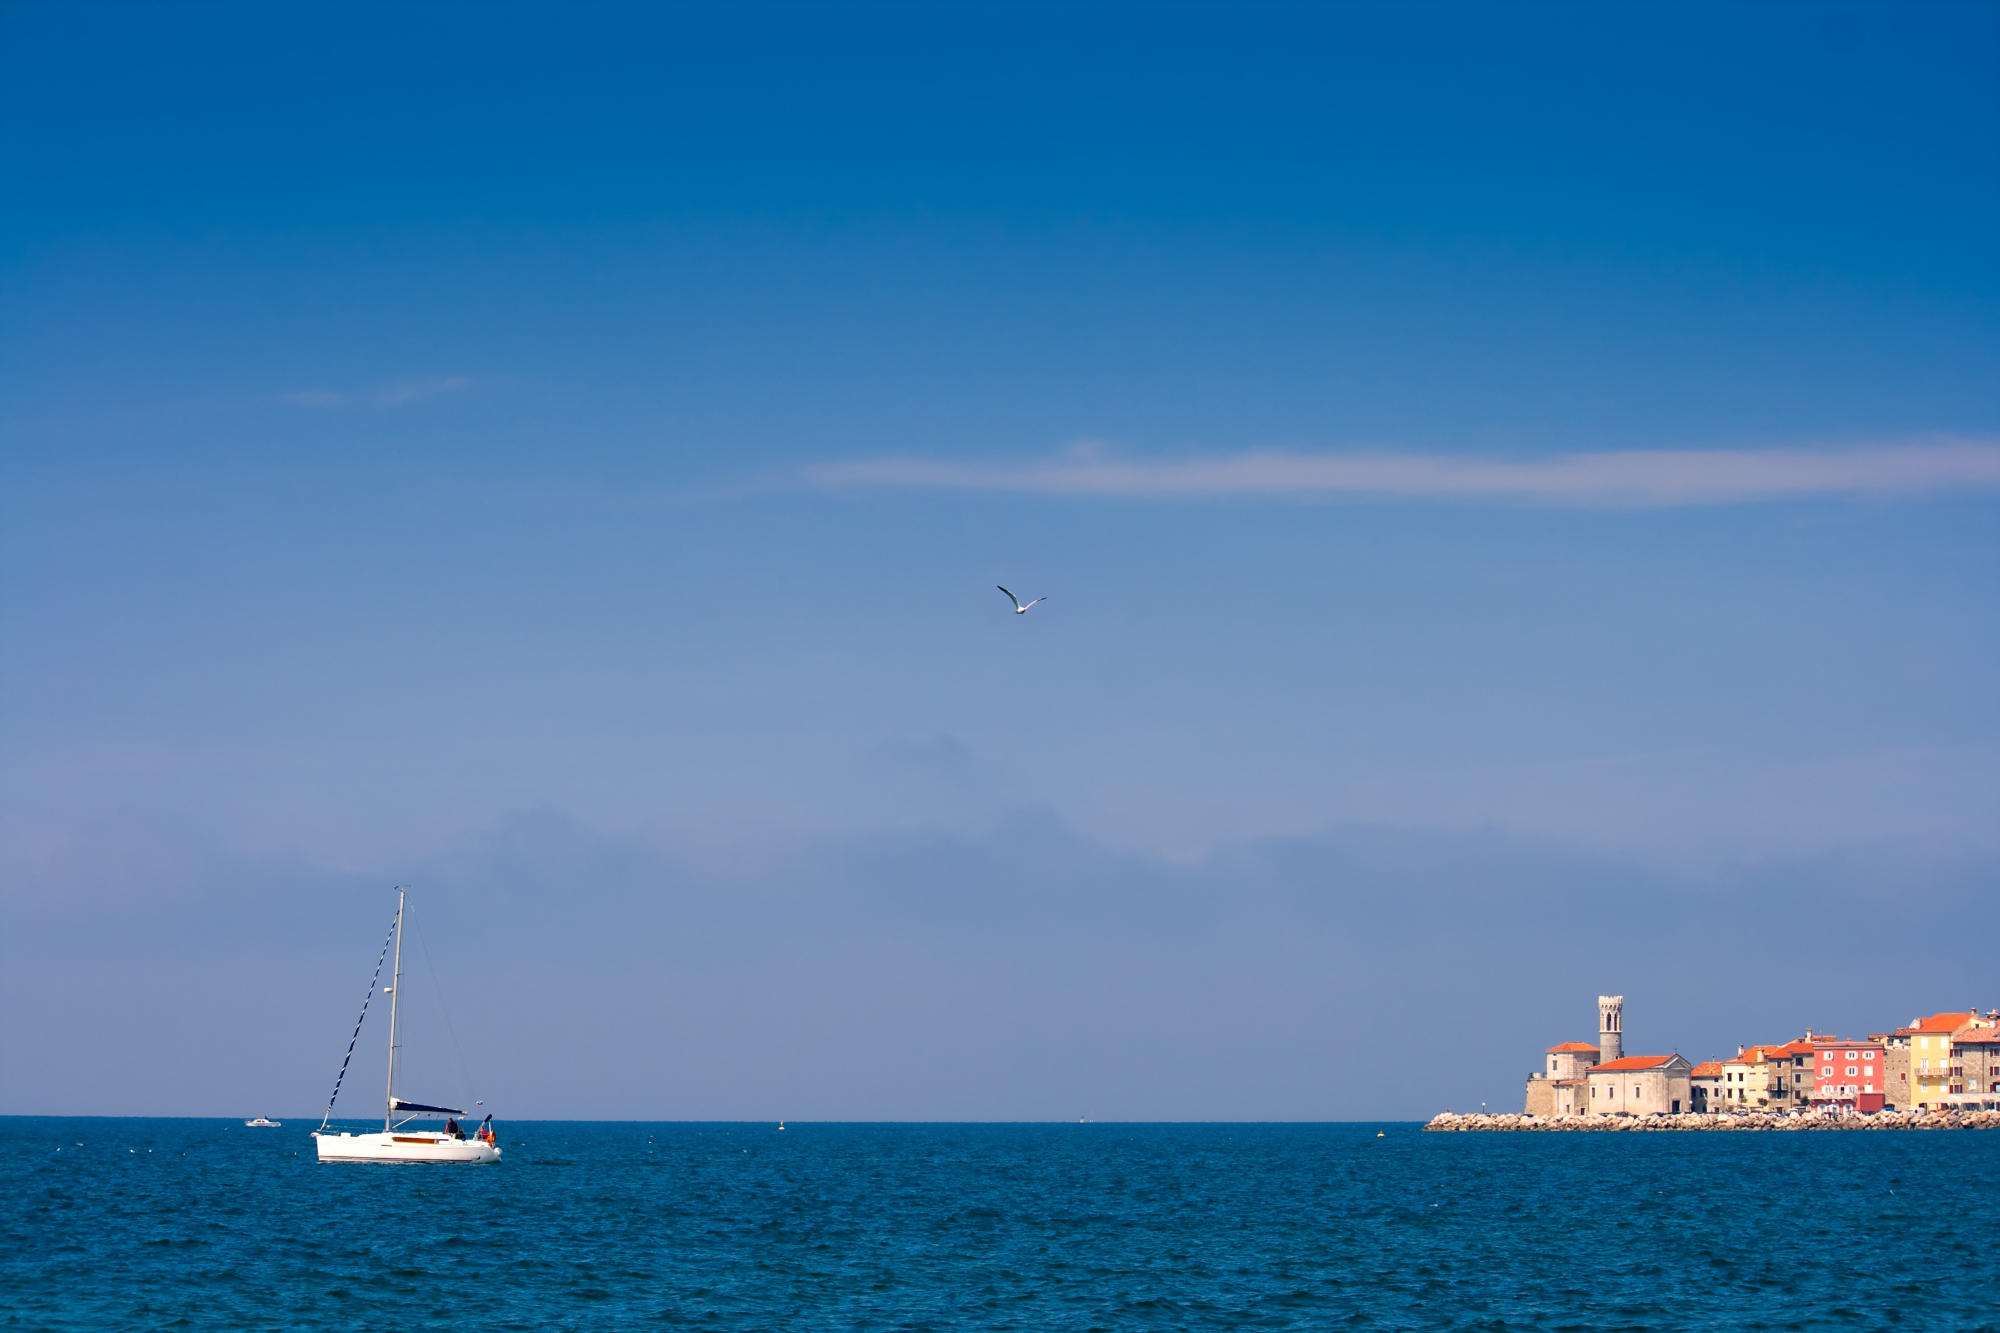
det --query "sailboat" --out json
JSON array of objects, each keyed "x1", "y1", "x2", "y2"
[{"x1": 312, "y1": 889, "x2": 501, "y2": 1164}]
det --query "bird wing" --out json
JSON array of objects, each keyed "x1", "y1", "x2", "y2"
[
  {"x1": 1025, "y1": 597, "x2": 1046, "y2": 608},
  {"x1": 997, "y1": 585, "x2": 1021, "y2": 609}
]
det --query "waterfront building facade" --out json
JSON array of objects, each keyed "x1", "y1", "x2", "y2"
[
  {"x1": 1810, "y1": 1037, "x2": 1886, "y2": 1113},
  {"x1": 1524, "y1": 1041, "x2": 1601, "y2": 1116},
  {"x1": 1587, "y1": 1054, "x2": 1693, "y2": 1115},
  {"x1": 1688, "y1": 1061, "x2": 1723, "y2": 1112},
  {"x1": 1717, "y1": 1048, "x2": 1751, "y2": 1105},
  {"x1": 1949, "y1": 1026, "x2": 2000, "y2": 1110},
  {"x1": 1770, "y1": 1039, "x2": 1815, "y2": 1109},
  {"x1": 1719, "y1": 1044, "x2": 1791, "y2": 1109},
  {"x1": 1875, "y1": 1027, "x2": 1912, "y2": 1108},
  {"x1": 1910, "y1": 1012, "x2": 1987, "y2": 1109},
  {"x1": 1546, "y1": 1041, "x2": 1602, "y2": 1080}
]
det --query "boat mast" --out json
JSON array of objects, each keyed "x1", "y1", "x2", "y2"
[{"x1": 384, "y1": 888, "x2": 405, "y2": 1132}]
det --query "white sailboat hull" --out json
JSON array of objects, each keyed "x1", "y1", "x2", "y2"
[{"x1": 314, "y1": 1131, "x2": 501, "y2": 1164}]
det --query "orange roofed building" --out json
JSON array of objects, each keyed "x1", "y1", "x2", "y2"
[
  {"x1": 1908, "y1": 1011, "x2": 1996, "y2": 1110},
  {"x1": 1948, "y1": 1024, "x2": 2000, "y2": 1110},
  {"x1": 1719, "y1": 1040, "x2": 1832, "y2": 1110},
  {"x1": 1767, "y1": 1039, "x2": 1816, "y2": 1109},
  {"x1": 1587, "y1": 1054, "x2": 1694, "y2": 1116},
  {"x1": 1524, "y1": 1042, "x2": 1601, "y2": 1116},
  {"x1": 1688, "y1": 1060, "x2": 1724, "y2": 1112}
]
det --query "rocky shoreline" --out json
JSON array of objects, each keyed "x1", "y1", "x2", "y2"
[{"x1": 1426, "y1": 1108, "x2": 2000, "y2": 1132}]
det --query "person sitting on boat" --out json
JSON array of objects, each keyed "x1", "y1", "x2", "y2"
[{"x1": 445, "y1": 1117, "x2": 465, "y2": 1140}]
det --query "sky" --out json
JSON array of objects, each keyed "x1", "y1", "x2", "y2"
[{"x1": 2, "y1": 1, "x2": 1997, "y2": 1122}]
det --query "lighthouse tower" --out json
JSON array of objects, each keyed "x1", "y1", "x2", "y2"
[{"x1": 1598, "y1": 995, "x2": 1625, "y2": 1065}]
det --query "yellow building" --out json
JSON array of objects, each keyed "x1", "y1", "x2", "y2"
[{"x1": 1908, "y1": 1011, "x2": 1993, "y2": 1109}]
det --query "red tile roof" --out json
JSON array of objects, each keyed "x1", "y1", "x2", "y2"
[
  {"x1": 1546, "y1": 1042, "x2": 1600, "y2": 1053},
  {"x1": 1689, "y1": 1061, "x2": 1724, "y2": 1077},
  {"x1": 1953, "y1": 1027, "x2": 2000, "y2": 1045},
  {"x1": 1915, "y1": 1012, "x2": 1981, "y2": 1034},
  {"x1": 1591, "y1": 1055, "x2": 1677, "y2": 1072}
]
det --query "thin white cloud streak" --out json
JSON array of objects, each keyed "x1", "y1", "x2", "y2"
[
  {"x1": 279, "y1": 375, "x2": 474, "y2": 409},
  {"x1": 808, "y1": 441, "x2": 2000, "y2": 507}
]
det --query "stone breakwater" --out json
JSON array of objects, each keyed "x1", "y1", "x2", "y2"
[{"x1": 1426, "y1": 1109, "x2": 2000, "y2": 1132}]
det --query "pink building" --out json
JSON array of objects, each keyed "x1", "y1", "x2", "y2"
[{"x1": 1810, "y1": 1036, "x2": 1886, "y2": 1113}]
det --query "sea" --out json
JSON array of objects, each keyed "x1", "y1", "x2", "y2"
[{"x1": 3, "y1": 1118, "x2": 1996, "y2": 1331}]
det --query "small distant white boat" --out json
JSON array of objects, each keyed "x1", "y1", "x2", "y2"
[
  {"x1": 311, "y1": 889, "x2": 501, "y2": 1165},
  {"x1": 245, "y1": 1116, "x2": 282, "y2": 1128}
]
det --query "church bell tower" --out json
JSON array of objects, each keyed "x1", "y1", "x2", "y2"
[{"x1": 1598, "y1": 995, "x2": 1624, "y2": 1064}]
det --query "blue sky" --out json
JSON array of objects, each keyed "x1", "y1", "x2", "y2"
[{"x1": 3, "y1": 2, "x2": 1996, "y2": 1120}]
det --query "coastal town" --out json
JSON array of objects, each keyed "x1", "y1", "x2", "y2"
[{"x1": 1429, "y1": 995, "x2": 2000, "y2": 1132}]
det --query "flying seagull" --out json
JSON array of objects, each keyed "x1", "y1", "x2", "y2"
[{"x1": 997, "y1": 586, "x2": 1046, "y2": 614}]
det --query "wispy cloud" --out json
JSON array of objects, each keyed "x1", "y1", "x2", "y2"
[
  {"x1": 279, "y1": 375, "x2": 474, "y2": 409},
  {"x1": 807, "y1": 440, "x2": 2000, "y2": 507}
]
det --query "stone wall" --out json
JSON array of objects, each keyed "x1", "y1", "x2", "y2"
[{"x1": 1882, "y1": 1036, "x2": 1911, "y2": 1108}]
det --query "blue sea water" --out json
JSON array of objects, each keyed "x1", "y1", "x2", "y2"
[{"x1": 3, "y1": 1118, "x2": 1997, "y2": 1331}]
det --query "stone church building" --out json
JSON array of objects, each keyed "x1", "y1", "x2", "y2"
[{"x1": 1525, "y1": 996, "x2": 1692, "y2": 1116}]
